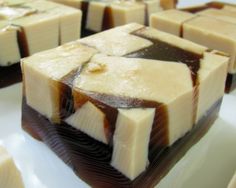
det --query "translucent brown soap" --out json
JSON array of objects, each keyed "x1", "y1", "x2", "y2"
[
  {"x1": 150, "y1": 2, "x2": 236, "y2": 92},
  {"x1": 21, "y1": 23, "x2": 228, "y2": 187},
  {"x1": 0, "y1": 0, "x2": 82, "y2": 88}
]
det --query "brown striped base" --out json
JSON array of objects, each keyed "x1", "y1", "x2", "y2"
[
  {"x1": 22, "y1": 97, "x2": 222, "y2": 188},
  {"x1": 0, "y1": 63, "x2": 22, "y2": 89}
]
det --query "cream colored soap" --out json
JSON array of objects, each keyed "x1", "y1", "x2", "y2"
[
  {"x1": 22, "y1": 42, "x2": 97, "y2": 122},
  {"x1": 0, "y1": 23, "x2": 21, "y2": 66},
  {"x1": 183, "y1": 16, "x2": 236, "y2": 73},
  {"x1": 13, "y1": 12, "x2": 60, "y2": 56},
  {"x1": 66, "y1": 101, "x2": 109, "y2": 144},
  {"x1": 111, "y1": 108, "x2": 155, "y2": 180},
  {"x1": 22, "y1": 23, "x2": 229, "y2": 181},
  {"x1": 0, "y1": 146, "x2": 24, "y2": 188},
  {"x1": 111, "y1": 1, "x2": 145, "y2": 27},
  {"x1": 86, "y1": 2, "x2": 106, "y2": 32},
  {"x1": 0, "y1": 0, "x2": 82, "y2": 66},
  {"x1": 80, "y1": 24, "x2": 152, "y2": 56},
  {"x1": 150, "y1": 9, "x2": 196, "y2": 36},
  {"x1": 197, "y1": 8, "x2": 236, "y2": 25}
]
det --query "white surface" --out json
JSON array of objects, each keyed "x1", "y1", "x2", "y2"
[{"x1": 1, "y1": 1, "x2": 236, "y2": 187}]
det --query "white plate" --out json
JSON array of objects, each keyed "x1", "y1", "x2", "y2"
[{"x1": 1, "y1": 1, "x2": 236, "y2": 187}]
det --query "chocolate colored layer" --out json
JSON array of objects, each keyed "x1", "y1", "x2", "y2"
[
  {"x1": 22, "y1": 97, "x2": 222, "y2": 188},
  {"x1": 127, "y1": 31, "x2": 202, "y2": 86},
  {"x1": 102, "y1": 6, "x2": 113, "y2": 31},
  {"x1": 81, "y1": 1, "x2": 89, "y2": 30},
  {"x1": 17, "y1": 27, "x2": 29, "y2": 57},
  {"x1": 0, "y1": 64, "x2": 22, "y2": 88},
  {"x1": 226, "y1": 73, "x2": 236, "y2": 93}
]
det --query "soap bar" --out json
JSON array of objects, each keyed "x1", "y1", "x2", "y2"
[
  {"x1": 21, "y1": 23, "x2": 228, "y2": 187},
  {"x1": 0, "y1": 0, "x2": 82, "y2": 88},
  {"x1": 0, "y1": 146, "x2": 24, "y2": 188},
  {"x1": 150, "y1": 2, "x2": 236, "y2": 92},
  {"x1": 50, "y1": 0, "x2": 177, "y2": 34}
]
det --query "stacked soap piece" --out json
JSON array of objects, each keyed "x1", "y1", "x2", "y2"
[
  {"x1": 50, "y1": 0, "x2": 177, "y2": 33},
  {"x1": 0, "y1": 146, "x2": 24, "y2": 188},
  {"x1": 21, "y1": 23, "x2": 228, "y2": 187},
  {"x1": 150, "y1": 2, "x2": 236, "y2": 92},
  {"x1": 0, "y1": 0, "x2": 81, "y2": 87}
]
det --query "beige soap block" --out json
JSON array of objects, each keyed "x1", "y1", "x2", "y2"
[
  {"x1": 197, "y1": 51, "x2": 228, "y2": 122},
  {"x1": 48, "y1": 5, "x2": 82, "y2": 44},
  {"x1": 150, "y1": 9, "x2": 236, "y2": 74},
  {"x1": 0, "y1": 23, "x2": 21, "y2": 66},
  {"x1": 13, "y1": 12, "x2": 60, "y2": 56},
  {"x1": 80, "y1": 24, "x2": 152, "y2": 56},
  {"x1": 111, "y1": 108, "x2": 155, "y2": 180},
  {"x1": 145, "y1": 0, "x2": 163, "y2": 24},
  {"x1": 110, "y1": 1, "x2": 145, "y2": 27},
  {"x1": 22, "y1": 42, "x2": 97, "y2": 122},
  {"x1": 150, "y1": 9, "x2": 196, "y2": 36},
  {"x1": 135, "y1": 27, "x2": 228, "y2": 124},
  {"x1": 183, "y1": 16, "x2": 236, "y2": 73},
  {"x1": 0, "y1": 146, "x2": 24, "y2": 188},
  {"x1": 228, "y1": 172, "x2": 236, "y2": 188},
  {"x1": 21, "y1": 23, "x2": 229, "y2": 181},
  {"x1": 223, "y1": 5, "x2": 236, "y2": 12},
  {"x1": 197, "y1": 8, "x2": 236, "y2": 25},
  {"x1": 86, "y1": 1, "x2": 106, "y2": 32},
  {"x1": 66, "y1": 101, "x2": 109, "y2": 144},
  {"x1": 0, "y1": 0, "x2": 82, "y2": 66}
]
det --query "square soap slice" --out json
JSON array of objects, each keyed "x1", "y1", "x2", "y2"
[{"x1": 21, "y1": 23, "x2": 228, "y2": 185}]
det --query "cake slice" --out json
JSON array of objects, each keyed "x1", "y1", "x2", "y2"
[
  {"x1": 21, "y1": 23, "x2": 228, "y2": 187},
  {"x1": 0, "y1": 146, "x2": 24, "y2": 188},
  {"x1": 150, "y1": 5, "x2": 236, "y2": 92}
]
